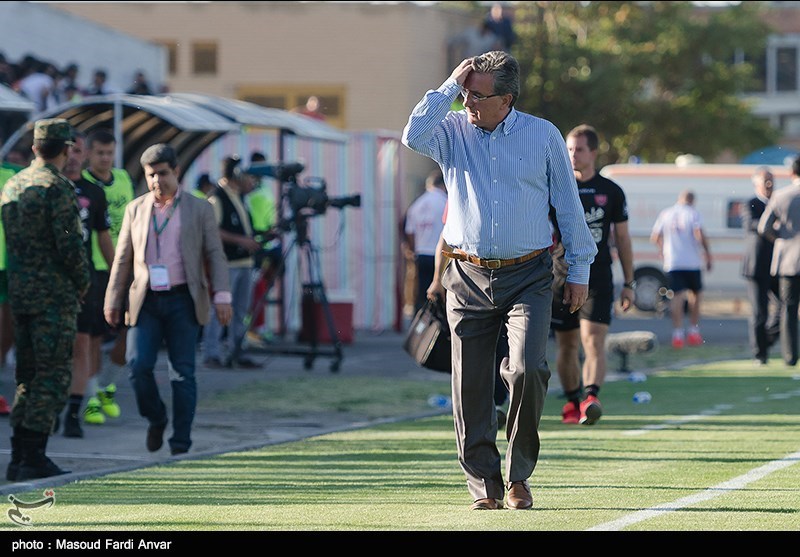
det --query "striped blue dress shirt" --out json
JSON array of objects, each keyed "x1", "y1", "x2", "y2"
[{"x1": 402, "y1": 77, "x2": 597, "y2": 284}]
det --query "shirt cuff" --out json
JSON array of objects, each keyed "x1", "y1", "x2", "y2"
[
  {"x1": 440, "y1": 78, "x2": 461, "y2": 98},
  {"x1": 213, "y1": 291, "x2": 232, "y2": 305},
  {"x1": 566, "y1": 265, "x2": 590, "y2": 285}
]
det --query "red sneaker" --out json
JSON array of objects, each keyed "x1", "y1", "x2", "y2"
[
  {"x1": 687, "y1": 331, "x2": 703, "y2": 346},
  {"x1": 0, "y1": 395, "x2": 9, "y2": 416},
  {"x1": 672, "y1": 337, "x2": 685, "y2": 349},
  {"x1": 561, "y1": 400, "x2": 580, "y2": 424},
  {"x1": 579, "y1": 395, "x2": 603, "y2": 425}
]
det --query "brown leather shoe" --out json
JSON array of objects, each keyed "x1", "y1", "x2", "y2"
[
  {"x1": 469, "y1": 498, "x2": 504, "y2": 510},
  {"x1": 506, "y1": 480, "x2": 532, "y2": 510}
]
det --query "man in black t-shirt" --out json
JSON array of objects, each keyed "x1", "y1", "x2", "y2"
[
  {"x1": 551, "y1": 125, "x2": 635, "y2": 426},
  {"x1": 59, "y1": 131, "x2": 116, "y2": 438}
]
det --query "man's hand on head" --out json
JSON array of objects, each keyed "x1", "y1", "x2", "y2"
[{"x1": 450, "y1": 58, "x2": 475, "y2": 86}]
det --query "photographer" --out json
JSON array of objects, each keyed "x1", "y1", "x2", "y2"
[{"x1": 201, "y1": 155, "x2": 262, "y2": 369}]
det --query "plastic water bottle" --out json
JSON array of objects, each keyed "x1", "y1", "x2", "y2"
[
  {"x1": 628, "y1": 372, "x2": 647, "y2": 383},
  {"x1": 632, "y1": 391, "x2": 652, "y2": 404},
  {"x1": 427, "y1": 394, "x2": 452, "y2": 410}
]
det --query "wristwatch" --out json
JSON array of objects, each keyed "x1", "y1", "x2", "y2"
[{"x1": 623, "y1": 281, "x2": 637, "y2": 289}]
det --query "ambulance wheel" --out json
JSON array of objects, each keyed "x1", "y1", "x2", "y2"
[{"x1": 632, "y1": 267, "x2": 670, "y2": 314}]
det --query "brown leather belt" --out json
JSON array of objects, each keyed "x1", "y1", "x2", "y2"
[{"x1": 442, "y1": 248, "x2": 547, "y2": 269}]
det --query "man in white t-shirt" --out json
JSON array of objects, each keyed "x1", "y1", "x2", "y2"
[
  {"x1": 404, "y1": 170, "x2": 447, "y2": 314},
  {"x1": 650, "y1": 190, "x2": 712, "y2": 348}
]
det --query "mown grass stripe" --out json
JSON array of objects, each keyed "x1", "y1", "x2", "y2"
[{"x1": 588, "y1": 448, "x2": 800, "y2": 531}]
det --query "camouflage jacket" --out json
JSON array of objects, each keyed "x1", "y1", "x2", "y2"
[{"x1": 0, "y1": 159, "x2": 90, "y2": 314}]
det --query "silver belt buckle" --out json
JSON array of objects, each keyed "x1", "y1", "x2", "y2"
[{"x1": 485, "y1": 259, "x2": 502, "y2": 269}]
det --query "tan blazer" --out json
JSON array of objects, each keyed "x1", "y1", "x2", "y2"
[{"x1": 104, "y1": 191, "x2": 230, "y2": 326}]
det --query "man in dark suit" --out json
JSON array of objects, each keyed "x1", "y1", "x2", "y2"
[
  {"x1": 742, "y1": 167, "x2": 779, "y2": 365},
  {"x1": 758, "y1": 156, "x2": 800, "y2": 366}
]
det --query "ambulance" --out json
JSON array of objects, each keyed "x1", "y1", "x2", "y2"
[{"x1": 599, "y1": 162, "x2": 793, "y2": 313}]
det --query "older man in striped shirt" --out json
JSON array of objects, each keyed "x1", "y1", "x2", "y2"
[{"x1": 402, "y1": 50, "x2": 596, "y2": 511}]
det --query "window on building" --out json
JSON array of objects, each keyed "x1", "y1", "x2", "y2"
[
  {"x1": 192, "y1": 42, "x2": 218, "y2": 75},
  {"x1": 736, "y1": 49, "x2": 766, "y2": 93},
  {"x1": 780, "y1": 113, "x2": 800, "y2": 137},
  {"x1": 735, "y1": 38, "x2": 800, "y2": 94},
  {"x1": 156, "y1": 40, "x2": 178, "y2": 76},
  {"x1": 236, "y1": 86, "x2": 346, "y2": 129},
  {"x1": 776, "y1": 46, "x2": 798, "y2": 92}
]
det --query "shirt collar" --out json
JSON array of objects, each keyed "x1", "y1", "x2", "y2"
[{"x1": 472, "y1": 108, "x2": 518, "y2": 136}]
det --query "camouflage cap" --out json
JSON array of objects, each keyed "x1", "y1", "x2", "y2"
[{"x1": 33, "y1": 118, "x2": 74, "y2": 144}]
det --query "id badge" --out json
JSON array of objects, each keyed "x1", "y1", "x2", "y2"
[{"x1": 149, "y1": 264, "x2": 171, "y2": 291}]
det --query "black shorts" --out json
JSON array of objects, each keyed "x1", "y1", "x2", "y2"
[
  {"x1": 77, "y1": 271, "x2": 109, "y2": 337},
  {"x1": 667, "y1": 270, "x2": 702, "y2": 293},
  {"x1": 551, "y1": 266, "x2": 614, "y2": 331}
]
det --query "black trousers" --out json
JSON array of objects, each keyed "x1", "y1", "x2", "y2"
[
  {"x1": 778, "y1": 276, "x2": 800, "y2": 366},
  {"x1": 746, "y1": 276, "x2": 780, "y2": 361}
]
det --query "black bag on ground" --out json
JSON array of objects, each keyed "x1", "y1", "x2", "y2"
[{"x1": 403, "y1": 297, "x2": 451, "y2": 373}]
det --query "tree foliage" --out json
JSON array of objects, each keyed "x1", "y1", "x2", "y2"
[{"x1": 509, "y1": 1, "x2": 780, "y2": 165}]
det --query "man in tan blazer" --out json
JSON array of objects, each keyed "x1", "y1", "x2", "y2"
[
  {"x1": 758, "y1": 155, "x2": 800, "y2": 367},
  {"x1": 104, "y1": 143, "x2": 232, "y2": 455}
]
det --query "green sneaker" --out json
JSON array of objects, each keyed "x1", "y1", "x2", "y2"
[
  {"x1": 97, "y1": 383, "x2": 121, "y2": 418},
  {"x1": 83, "y1": 397, "x2": 106, "y2": 425}
]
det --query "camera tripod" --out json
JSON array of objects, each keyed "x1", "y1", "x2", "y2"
[{"x1": 232, "y1": 216, "x2": 344, "y2": 373}]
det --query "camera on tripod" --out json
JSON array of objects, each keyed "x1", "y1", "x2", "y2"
[
  {"x1": 246, "y1": 161, "x2": 361, "y2": 226},
  {"x1": 242, "y1": 160, "x2": 360, "y2": 373}
]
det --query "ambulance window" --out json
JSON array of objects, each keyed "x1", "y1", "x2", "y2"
[{"x1": 727, "y1": 200, "x2": 746, "y2": 229}]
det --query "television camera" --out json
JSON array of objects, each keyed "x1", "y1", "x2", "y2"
[
  {"x1": 240, "y1": 160, "x2": 361, "y2": 373},
  {"x1": 245, "y1": 161, "x2": 361, "y2": 227}
]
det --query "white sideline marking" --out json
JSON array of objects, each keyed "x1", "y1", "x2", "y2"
[
  {"x1": 622, "y1": 404, "x2": 732, "y2": 436},
  {"x1": 624, "y1": 386, "x2": 800, "y2": 437},
  {"x1": 587, "y1": 449, "x2": 800, "y2": 531}
]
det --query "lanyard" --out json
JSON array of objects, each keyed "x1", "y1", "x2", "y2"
[{"x1": 152, "y1": 195, "x2": 181, "y2": 260}]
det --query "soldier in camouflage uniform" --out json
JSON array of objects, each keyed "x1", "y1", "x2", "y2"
[{"x1": 2, "y1": 118, "x2": 90, "y2": 481}]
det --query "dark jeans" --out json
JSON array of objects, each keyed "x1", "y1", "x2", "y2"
[{"x1": 129, "y1": 289, "x2": 200, "y2": 453}]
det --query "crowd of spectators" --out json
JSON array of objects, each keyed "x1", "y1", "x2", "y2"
[{"x1": 0, "y1": 52, "x2": 162, "y2": 115}]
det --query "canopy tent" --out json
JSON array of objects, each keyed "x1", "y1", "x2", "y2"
[
  {"x1": 166, "y1": 92, "x2": 348, "y2": 144},
  {"x1": 0, "y1": 92, "x2": 348, "y2": 189},
  {"x1": 0, "y1": 84, "x2": 35, "y2": 146},
  {"x1": 741, "y1": 145, "x2": 799, "y2": 166},
  {"x1": 0, "y1": 84, "x2": 35, "y2": 113}
]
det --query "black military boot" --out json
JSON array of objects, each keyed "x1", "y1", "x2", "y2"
[
  {"x1": 62, "y1": 411, "x2": 84, "y2": 438},
  {"x1": 16, "y1": 428, "x2": 71, "y2": 481},
  {"x1": 5, "y1": 432, "x2": 21, "y2": 481}
]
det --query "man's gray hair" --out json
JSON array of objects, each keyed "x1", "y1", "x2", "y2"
[
  {"x1": 472, "y1": 50, "x2": 520, "y2": 107},
  {"x1": 140, "y1": 143, "x2": 177, "y2": 169}
]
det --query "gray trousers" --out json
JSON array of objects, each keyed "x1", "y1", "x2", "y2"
[{"x1": 442, "y1": 252, "x2": 552, "y2": 501}]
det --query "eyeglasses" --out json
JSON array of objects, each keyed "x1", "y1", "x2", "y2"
[{"x1": 460, "y1": 87, "x2": 502, "y2": 103}]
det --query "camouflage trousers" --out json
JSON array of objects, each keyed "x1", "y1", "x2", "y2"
[{"x1": 10, "y1": 306, "x2": 77, "y2": 434}]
